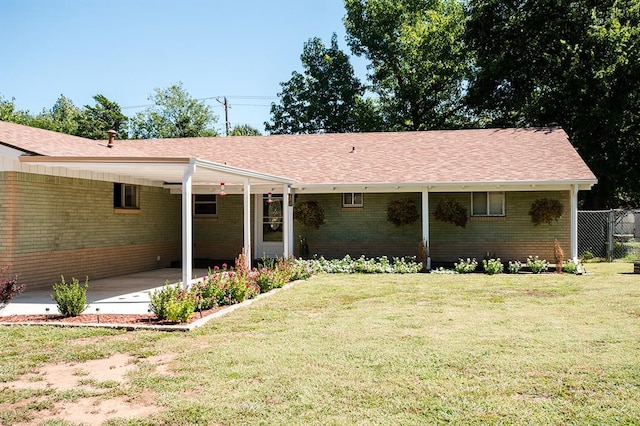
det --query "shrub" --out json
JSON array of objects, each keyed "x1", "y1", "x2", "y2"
[
  {"x1": 149, "y1": 281, "x2": 180, "y2": 320},
  {"x1": 527, "y1": 256, "x2": 549, "y2": 274},
  {"x1": 165, "y1": 291, "x2": 196, "y2": 323},
  {"x1": 483, "y1": 258, "x2": 504, "y2": 275},
  {"x1": 386, "y1": 198, "x2": 420, "y2": 226},
  {"x1": 434, "y1": 198, "x2": 468, "y2": 227},
  {"x1": 554, "y1": 239, "x2": 564, "y2": 274},
  {"x1": 454, "y1": 258, "x2": 478, "y2": 273},
  {"x1": 508, "y1": 260, "x2": 523, "y2": 274},
  {"x1": 149, "y1": 282, "x2": 197, "y2": 323},
  {"x1": 562, "y1": 260, "x2": 578, "y2": 274},
  {"x1": 52, "y1": 276, "x2": 89, "y2": 317},
  {"x1": 0, "y1": 264, "x2": 24, "y2": 311},
  {"x1": 303, "y1": 255, "x2": 420, "y2": 274}
]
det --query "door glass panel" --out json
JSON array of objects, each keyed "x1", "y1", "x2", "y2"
[{"x1": 263, "y1": 194, "x2": 283, "y2": 242}]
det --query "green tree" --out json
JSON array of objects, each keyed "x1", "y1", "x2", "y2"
[
  {"x1": 466, "y1": 0, "x2": 640, "y2": 208},
  {"x1": 76, "y1": 94, "x2": 128, "y2": 140},
  {"x1": 130, "y1": 82, "x2": 218, "y2": 139},
  {"x1": 344, "y1": 0, "x2": 471, "y2": 130},
  {"x1": 31, "y1": 95, "x2": 81, "y2": 134},
  {"x1": 229, "y1": 124, "x2": 262, "y2": 136},
  {"x1": 266, "y1": 34, "x2": 380, "y2": 134},
  {"x1": 0, "y1": 94, "x2": 32, "y2": 125}
]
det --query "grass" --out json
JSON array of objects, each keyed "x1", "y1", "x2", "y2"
[{"x1": 1, "y1": 262, "x2": 640, "y2": 424}]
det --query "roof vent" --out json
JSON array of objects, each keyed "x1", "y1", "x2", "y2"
[{"x1": 107, "y1": 130, "x2": 117, "y2": 148}]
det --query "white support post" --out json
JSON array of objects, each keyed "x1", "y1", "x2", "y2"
[
  {"x1": 282, "y1": 185, "x2": 291, "y2": 257},
  {"x1": 181, "y1": 162, "x2": 195, "y2": 289},
  {"x1": 243, "y1": 178, "x2": 252, "y2": 270},
  {"x1": 422, "y1": 190, "x2": 431, "y2": 270},
  {"x1": 570, "y1": 184, "x2": 578, "y2": 259},
  {"x1": 288, "y1": 188, "x2": 295, "y2": 258}
]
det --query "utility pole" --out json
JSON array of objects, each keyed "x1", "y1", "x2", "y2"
[{"x1": 216, "y1": 96, "x2": 231, "y2": 136}]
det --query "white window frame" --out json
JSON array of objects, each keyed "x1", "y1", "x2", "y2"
[
  {"x1": 343, "y1": 192, "x2": 364, "y2": 208},
  {"x1": 193, "y1": 194, "x2": 218, "y2": 217},
  {"x1": 471, "y1": 191, "x2": 505, "y2": 216},
  {"x1": 114, "y1": 183, "x2": 140, "y2": 209}
]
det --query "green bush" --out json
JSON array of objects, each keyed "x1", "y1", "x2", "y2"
[
  {"x1": 508, "y1": 260, "x2": 523, "y2": 274},
  {"x1": 51, "y1": 276, "x2": 89, "y2": 317},
  {"x1": 165, "y1": 292, "x2": 196, "y2": 323},
  {"x1": 527, "y1": 256, "x2": 549, "y2": 274},
  {"x1": 483, "y1": 258, "x2": 504, "y2": 275},
  {"x1": 149, "y1": 282, "x2": 197, "y2": 323},
  {"x1": 562, "y1": 260, "x2": 578, "y2": 274},
  {"x1": 454, "y1": 258, "x2": 478, "y2": 273}
]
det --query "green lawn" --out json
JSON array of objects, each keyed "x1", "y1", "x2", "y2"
[{"x1": 1, "y1": 262, "x2": 639, "y2": 425}]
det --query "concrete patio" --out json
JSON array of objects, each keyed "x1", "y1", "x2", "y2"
[{"x1": 0, "y1": 268, "x2": 210, "y2": 316}]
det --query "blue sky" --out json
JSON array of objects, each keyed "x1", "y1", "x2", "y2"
[{"x1": 0, "y1": 0, "x2": 367, "y2": 134}]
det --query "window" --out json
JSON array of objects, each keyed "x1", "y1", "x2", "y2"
[
  {"x1": 343, "y1": 192, "x2": 363, "y2": 207},
  {"x1": 194, "y1": 194, "x2": 217, "y2": 216},
  {"x1": 113, "y1": 183, "x2": 140, "y2": 209},
  {"x1": 472, "y1": 192, "x2": 504, "y2": 216}
]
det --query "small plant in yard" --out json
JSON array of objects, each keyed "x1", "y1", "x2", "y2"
[
  {"x1": 0, "y1": 264, "x2": 24, "y2": 311},
  {"x1": 508, "y1": 260, "x2": 523, "y2": 274},
  {"x1": 454, "y1": 258, "x2": 477, "y2": 273},
  {"x1": 562, "y1": 259, "x2": 578, "y2": 274},
  {"x1": 51, "y1": 276, "x2": 89, "y2": 317},
  {"x1": 483, "y1": 258, "x2": 504, "y2": 275},
  {"x1": 149, "y1": 281, "x2": 180, "y2": 320},
  {"x1": 149, "y1": 282, "x2": 196, "y2": 323},
  {"x1": 527, "y1": 256, "x2": 549, "y2": 274}
]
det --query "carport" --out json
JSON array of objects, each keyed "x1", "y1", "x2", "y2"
[{"x1": 19, "y1": 156, "x2": 295, "y2": 287}]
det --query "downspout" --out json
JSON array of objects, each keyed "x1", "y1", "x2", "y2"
[
  {"x1": 570, "y1": 184, "x2": 578, "y2": 259},
  {"x1": 181, "y1": 161, "x2": 195, "y2": 289}
]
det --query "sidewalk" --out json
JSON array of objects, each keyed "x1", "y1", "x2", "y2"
[{"x1": 0, "y1": 268, "x2": 209, "y2": 316}]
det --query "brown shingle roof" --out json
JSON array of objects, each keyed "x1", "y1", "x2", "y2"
[{"x1": 0, "y1": 121, "x2": 596, "y2": 185}]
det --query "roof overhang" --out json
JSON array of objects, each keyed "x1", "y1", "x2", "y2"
[
  {"x1": 18, "y1": 156, "x2": 294, "y2": 189},
  {"x1": 292, "y1": 179, "x2": 597, "y2": 194}
]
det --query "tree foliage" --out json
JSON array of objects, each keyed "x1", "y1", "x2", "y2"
[
  {"x1": 344, "y1": 0, "x2": 471, "y2": 130},
  {"x1": 230, "y1": 124, "x2": 262, "y2": 136},
  {"x1": 266, "y1": 34, "x2": 379, "y2": 134},
  {"x1": 0, "y1": 94, "x2": 32, "y2": 125},
  {"x1": 130, "y1": 82, "x2": 218, "y2": 139},
  {"x1": 76, "y1": 94, "x2": 129, "y2": 140},
  {"x1": 31, "y1": 95, "x2": 81, "y2": 135},
  {"x1": 465, "y1": 0, "x2": 640, "y2": 208}
]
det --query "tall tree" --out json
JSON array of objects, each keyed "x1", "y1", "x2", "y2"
[
  {"x1": 31, "y1": 95, "x2": 81, "y2": 134},
  {"x1": 230, "y1": 124, "x2": 262, "y2": 136},
  {"x1": 76, "y1": 94, "x2": 128, "y2": 140},
  {"x1": 466, "y1": 0, "x2": 640, "y2": 208},
  {"x1": 130, "y1": 82, "x2": 218, "y2": 139},
  {"x1": 344, "y1": 0, "x2": 471, "y2": 130},
  {"x1": 266, "y1": 34, "x2": 380, "y2": 134},
  {"x1": 0, "y1": 94, "x2": 32, "y2": 125}
]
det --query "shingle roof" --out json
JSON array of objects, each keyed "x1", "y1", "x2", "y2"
[{"x1": 0, "y1": 121, "x2": 596, "y2": 186}]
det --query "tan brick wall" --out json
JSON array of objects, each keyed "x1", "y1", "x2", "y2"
[{"x1": 1, "y1": 172, "x2": 181, "y2": 290}]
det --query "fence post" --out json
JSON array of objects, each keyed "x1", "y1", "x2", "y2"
[{"x1": 607, "y1": 210, "x2": 615, "y2": 261}]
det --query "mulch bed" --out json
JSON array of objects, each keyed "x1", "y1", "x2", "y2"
[{"x1": 0, "y1": 306, "x2": 225, "y2": 326}]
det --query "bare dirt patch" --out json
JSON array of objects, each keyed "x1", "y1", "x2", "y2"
[{"x1": 2, "y1": 353, "x2": 172, "y2": 425}]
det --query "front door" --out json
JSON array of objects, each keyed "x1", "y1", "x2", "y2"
[{"x1": 255, "y1": 193, "x2": 284, "y2": 259}]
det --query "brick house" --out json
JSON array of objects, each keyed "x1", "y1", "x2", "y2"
[{"x1": 0, "y1": 122, "x2": 597, "y2": 289}]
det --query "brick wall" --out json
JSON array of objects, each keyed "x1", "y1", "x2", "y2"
[
  {"x1": 193, "y1": 194, "x2": 245, "y2": 260},
  {"x1": 429, "y1": 191, "x2": 570, "y2": 264},
  {"x1": 294, "y1": 192, "x2": 421, "y2": 259},
  {"x1": 1, "y1": 172, "x2": 182, "y2": 290}
]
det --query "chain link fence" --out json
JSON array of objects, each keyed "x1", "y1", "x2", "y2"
[{"x1": 578, "y1": 209, "x2": 640, "y2": 260}]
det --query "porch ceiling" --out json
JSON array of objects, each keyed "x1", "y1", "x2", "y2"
[{"x1": 18, "y1": 156, "x2": 294, "y2": 188}]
